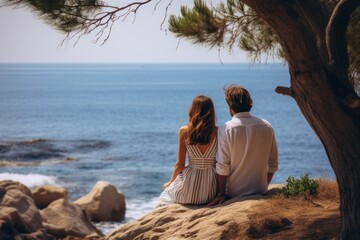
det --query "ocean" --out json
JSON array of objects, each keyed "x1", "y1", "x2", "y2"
[{"x1": 0, "y1": 63, "x2": 334, "y2": 233}]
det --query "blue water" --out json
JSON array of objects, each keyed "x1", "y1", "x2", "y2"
[{"x1": 0, "y1": 63, "x2": 333, "y2": 229}]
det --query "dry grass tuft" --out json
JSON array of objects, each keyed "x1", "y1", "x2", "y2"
[
  {"x1": 246, "y1": 217, "x2": 292, "y2": 238},
  {"x1": 316, "y1": 178, "x2": 339, "y2": 201},
  {"x1": 245, "y1": 180, "x2": 341, "y2": 239}
]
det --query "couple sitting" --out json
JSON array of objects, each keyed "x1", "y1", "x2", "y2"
[{"x1": 157, "y1": 85, "x2": 278, "y2": 207}]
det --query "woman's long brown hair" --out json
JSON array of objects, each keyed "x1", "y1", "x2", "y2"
[{"x1": 187, "y1": 95, "x2": 216, "y2": 145}]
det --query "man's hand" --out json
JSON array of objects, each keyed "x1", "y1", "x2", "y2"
[{"x1": 207, "y1": 195, "x2": 227, "y2": 206}]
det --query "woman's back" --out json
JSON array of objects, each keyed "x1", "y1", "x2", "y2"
[
  {"x1": 186, "y1": 136, "x2": 217, "y2": 169},
  {"x1": 157, "y1": 95, "x2": 218, "y2": 207},
  {"x1": 157, "y1": 132, "x2": 218, "y2": 206}
]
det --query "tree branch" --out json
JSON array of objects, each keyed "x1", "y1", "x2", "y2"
[
  {"x1": 67, "y1": 0, "x2": 154, "y2": 45},
  {"x1": 342, "y1": 95, "x2": 360, "y2": 116},
  {"x1": 326, "y1": 0, "x2": 360, "y2": 85},
  {"x1": 275, "y1": 86, "x2": 294, "y2": 97},
  {"x1": 1, "y1": 0, "x2": 155, "y2": 45}
]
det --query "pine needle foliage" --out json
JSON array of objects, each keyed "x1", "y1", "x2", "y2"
[
  {"x1": 169, "y1": 0, "x2": 283, "y2": 62},
  {"x1": 348, "y1": 7, "x2": 360, "y2": 87},
  {"x1": 168, "y1": 0, "x2": 225, "y2": 47},
  {"x1": 169, "y1": 0, "x2": 359, "y2": 85},
  {"x1": 2, "y1": 0, "x2": 100, "y2": 33}
]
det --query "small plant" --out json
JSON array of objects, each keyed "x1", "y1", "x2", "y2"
[{"x1": 275, "y1": 174, "x2": 319, "y2": 198}]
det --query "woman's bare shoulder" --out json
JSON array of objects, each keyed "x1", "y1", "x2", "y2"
[
  {"x1": 179, "y1": 125, "x2": 188, "y2": 132},
  {"x1": 179, "y1": 125, "x2": 188, "y2": 133},
  {"x1": 178, "y1": 125, "x2": 188, "y2": 138}
]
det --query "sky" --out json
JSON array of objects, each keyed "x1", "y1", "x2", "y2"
[{"x1": 0, "y1": 0, "x2": 252, "y2": 63}]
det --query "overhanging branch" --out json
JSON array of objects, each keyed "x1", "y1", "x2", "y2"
[
  {"x1": 275, "y1": 86, "x2": 294, "y2": 98},
  {"x1": 1, "y1": 0, "x2": 155, "y2": 45},
  {"x1": 68, "y1": 0, "x2": 154, "y2": 45},
  {"x1": 326, "y1": 0, "x2": 360, "y2": 85}
]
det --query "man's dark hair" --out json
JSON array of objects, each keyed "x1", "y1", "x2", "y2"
[{"x1": 224, "y1": 85, "x2": 253, "y2": 113}]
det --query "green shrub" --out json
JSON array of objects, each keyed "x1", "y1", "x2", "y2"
[{"x1": 275, "y1": 174, "x2": 319, "y2": 198}]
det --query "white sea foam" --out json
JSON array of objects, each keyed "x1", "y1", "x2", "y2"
[
  {"x1": 95, "y1": 197, "x2": 159, "y2": 234},
  {"x1": 126, "y1": 197, "x2": 158, "y2": 221},
  {"x1": 0, "y1": 172, "x2": 58, "y2": 188},
  {"x1": 94, "y1": 222, "x2": 121, "y2": 235}
]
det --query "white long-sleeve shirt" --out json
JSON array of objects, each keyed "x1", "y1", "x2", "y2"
[{"x1": 216, "y1": 112, "x2": 278, "y2": 198}]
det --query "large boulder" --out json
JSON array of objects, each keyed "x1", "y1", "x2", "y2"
[
  {"x1": 17, "y1": 228, "x2": 55, "y2": 240},
  {"x1": 107, "y1": 183, "x2": 340, "y2": 240},
  {"x1": 40, "y1": 198, "x2": 103, "y2": 238},
  {"x1": 32, "y1": 185, "x2": 68, "y2": 209},
  {"x1": 74, "y1": 181, "x2": 126, "y2": 222},
  {"x1": 0, "y1": 180, "x2": 43, "y2": 237}
]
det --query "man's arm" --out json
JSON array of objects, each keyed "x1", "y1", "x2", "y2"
[
  {"x1": 208, "y1": 126, "x2": 231, "y2": 206},
  {"x1": 267, "y1": 172, "x2": 274, "y2": 185},
  {"x1": 267, "y1": 128, "x2": 278, "y2": 185}
]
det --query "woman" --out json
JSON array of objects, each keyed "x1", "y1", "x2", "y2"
[{"x1": 157, "y1": 95, "x2": 218, "y2": 207}]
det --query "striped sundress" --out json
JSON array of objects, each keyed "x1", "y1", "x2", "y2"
[{"x1": 157, "y1": 137, "x2": 218, "y2": 207}]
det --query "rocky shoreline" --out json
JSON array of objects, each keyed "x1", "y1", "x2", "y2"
[
  {"x1": 0, "y1": 180, "x2": 125, "y2": 239},
  {"x1": 0, "y1": 179, "x2": 340, "y2": 239}
]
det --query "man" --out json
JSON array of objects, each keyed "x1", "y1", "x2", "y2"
[{"x1": 208, "y1": 85, "x2": 278, "y2": 205}]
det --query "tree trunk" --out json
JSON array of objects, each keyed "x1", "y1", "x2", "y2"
[
  {"x1": 290, "y1": 66, "x2": 360, "y2": 239},
  {"x1": 241, "y1": 0, "x2": 360, "y2": 238}
]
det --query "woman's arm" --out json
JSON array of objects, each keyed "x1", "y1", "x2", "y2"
[{"x1": 162, "y1": 126, "x2": 187, "y2": 190}]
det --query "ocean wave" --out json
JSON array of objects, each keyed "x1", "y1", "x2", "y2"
[
  {"x1": 0, "y1": 172, "x2": 58, "y2": 188},
  {"x1": 126, "y1": 197, "x2": 158, "y2": 221},
  {"x1": 94, "y1": 222, "x2": 123, "y2": 235},
  {"x1": 93, "y1": 197, "x2": 159, "y2": 234}
]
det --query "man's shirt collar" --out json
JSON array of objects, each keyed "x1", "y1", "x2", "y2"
[{"x1": 232, "y1": 112, "x2": 251, "y2": 119}]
